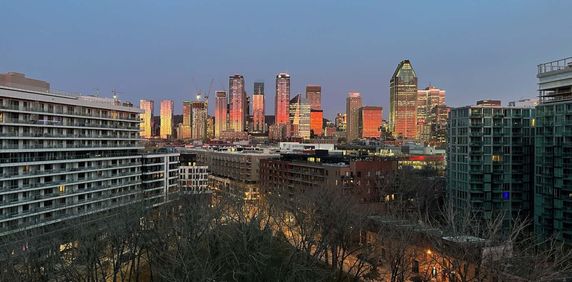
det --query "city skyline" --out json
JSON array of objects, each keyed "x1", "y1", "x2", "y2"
[
  {"x1": 2, "y1": 1, "x2": 571, "y2": 119},
  {"x1": 3, "y1": 1, "x2": 572, "y2": 279}
]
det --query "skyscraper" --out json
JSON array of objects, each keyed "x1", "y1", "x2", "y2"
[
  {"x1": 359, "y1": 106, "x2": 383, "y2": 139},
  {"x1": 535, "y1": 57, "x2": 572, "y2": 243},
  {"x1": 417, "y1": 85, "x2": 446, "y2": 144},
  {"x1": 229, "y1": 74, "x2": 246, "y2": 132},
  {"x1": 160, "y1": 99, "x2": 174, "y2": 139},
  {"x1": 191, "y1": 100, "x2": 208, "y2": 140},
  {"x1": 215, "y1": 91, "x2": 227, "y2": 138},
  {"x1": 181, "y1": 101, "x2": 193, "y2": 139},
  {"x1": 390, "y1": 60, "x2": 418, "y2": 139},
  {"x1": 140, "y1": 99, "x2": 154, "y2": 138},
  {"x1": 275, "y1": 73, "x2": 291, "y2": 125},
  {"x1": 289, "y1": 94, "x2": 311, "y2": 139},
  {"x1": 306, "y1": 85, "x2": 321, "y2": 111},
  {"x1": 253, "y1": 82, "x2": 265, "y2": 132},
  {"x1": 346, "y1": 92, "x2": 362, "y2": 141}
]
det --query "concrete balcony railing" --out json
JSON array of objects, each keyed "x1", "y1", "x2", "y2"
[
  {"x1": 0, "y1": 118, "x2": 139, "y2": 131},
  {"x1": 0, "y1": 143, "x2": 141, "y2": 151}
]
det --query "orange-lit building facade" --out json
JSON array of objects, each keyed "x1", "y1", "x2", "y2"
[
  {"x1": 229, "y1": 74, "x2": 246, "y2": 132},
  {"x1": 390, "y1": 60, "x2": 418, "y2": 139},
  {"x1": 160, "y1": 99, "x2": 174, "y2": 139},
  {"x1": 139, "y1": 99, "x2": 154, "y2": 138},
  {"x1": 310, "y1": 110, "x2": 323, "y2": 136},
  {"x1": 275, "y1": 73, "x2": 290, "y2": 125},
  {"x1": 215, "y1": 91, "x2": 227, "y2": 138},
  {"x1": 306, "y1": 85, "x2": 321, "y2": 111},
  {"x1": 359, "y1": 106, "x2": 382, "y2": 139},
  {"x1": 252, "y1": 82, "x2": 265, "y2": 132},
  {"x1": 346, "y1": 92, "x2": 362, "y2": 141}
]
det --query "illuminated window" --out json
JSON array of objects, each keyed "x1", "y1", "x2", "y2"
[
  {"x1": 59, "y1": 185, "x2": 65, "y2": 193},
  {"x1": 492, "y1": 155, "x2": 502, "y2": 162}
]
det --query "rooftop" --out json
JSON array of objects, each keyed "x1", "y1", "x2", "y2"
[{"x1": 537, "y1": 57, "x2": 572, "y2": 76}]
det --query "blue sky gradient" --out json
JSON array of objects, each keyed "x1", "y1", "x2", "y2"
[{"x1": 1, "y1": 1, "x2": 571, "y2": 118}]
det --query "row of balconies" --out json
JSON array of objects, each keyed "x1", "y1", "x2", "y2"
[
  {"x1": 0, "y1": 131, "x2": 139, "y2": 140},
  {"x1": 0, "y1": 103, "x2": 138, "y2": 121},
  {"x1": 0, "y1": 151, "x2": 141, "y2": 165},
  {"x1": 0, "y1": 162, "x2": 141, "y2": 180},
  {"x1": 0, "y1": 172, "x2": 141, "y2": 194},
  {"x1": 0, "y1": 142, "x2": 140, "y2": 151},
  {"x1": 0, "y1": 191, "x2": 142, "y2": 234},
  {"x1": 0, "y1": 118, "x2": 139, "y2": 131},
  {"x1": 0, "y1": 180, "x2": 140, "y2": 208}
]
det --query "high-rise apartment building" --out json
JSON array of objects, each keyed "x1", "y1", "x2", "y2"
[
  {"x1": 139, "y1": 99, "x2": 154, "y2": 138},
  {"x1": 229, "y1": 75, "x2": 246, "y2": 132},
  {"x1": 306, "y1": 85, "x2": 321, "y2": 111},
  {"x1": 0, "y1": 72, "x2": 50, "y2": 92},
  {"x1": 447, "y1": 100, "x2": 535, "y2": 228},
  {"x1": 390, "y1": 60, "x2": 418, "y2": 139},
  {"x1": 180, "y1": 101, "x2": 193, "y2": 139},
  {"x1": 310, "y1": 110, "x2": 323, "y2": 137},
  {"x1": 359, "y1": 106, "x2": 383, "y2": 139},
  {"x1": 0, "y1": 86, "x2": 180, "y2": 237},
  {"x1": 252, "y1": 82, "x2": 265, "y2": 132},
  {"x1": 346, "y1": 92, "x2": 363, "y2": 141},
  {"x1": 215, "y1": 91, "x2": 227, "y2": 138},
  {"x1": 289, "y1": 94, "x2": 311, "y2": 139},
  {"x1": 417, "y1": 85, "x2": 446, "y2": 144},
  {"x1": 275, "y1": 73, "x2": 291, "y2": 125},
  {"x1": 160, "y1": 99, "x2": 174, "y2": 139},
  {"x1": 535, "y1": 57, "x2": 572, "y2": 243},
  {"x1": 191, "y1": 100, "x2": 208, "y2": 140}
]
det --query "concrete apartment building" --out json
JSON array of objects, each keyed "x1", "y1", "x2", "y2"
[
  {"x1": 178, "y1": 151, "x2": 209, "y2": 194},
  {"x1": 0, "y1": 85, "x2": 179, "y2": 237},
  {"x1": 189, "y1": 147, "x2": 279, "y2": 200},
  {"x1": 141, "y1": 151, "x2": 180, "y2": 207},
  {"x1": 260, "y1": 148, "x2": 398, "y2": 202}
]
